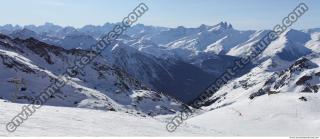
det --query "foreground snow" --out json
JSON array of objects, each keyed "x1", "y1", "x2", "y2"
[
  {"x1": 0, "y1": 100, "x2": 215, "y2": 136},
  {"x1": 187, "y1": 93, "x2": 320, "y2": 136},
  {"x1": 1, "y1": 92, "x2": 320, "y2": 136}
]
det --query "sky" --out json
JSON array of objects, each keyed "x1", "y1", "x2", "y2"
[{"x1": 0, "y1": 0, "x2": 319, "y2": 30}]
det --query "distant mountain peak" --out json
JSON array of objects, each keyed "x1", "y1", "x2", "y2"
[
  {"x1": 210, "y1": 21, "x2": 233, "y2": 31},
  {"x1": 198, "y1": 24, "x2": 211, "y2": 30},
  {"x1": 10, "y1": 28, "x2": 39, "y2": 40},
  {"x1": 44, "y1": 22, "x2": 58, "y2": 26}
]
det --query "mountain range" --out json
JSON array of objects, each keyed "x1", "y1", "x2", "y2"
[{"x1": 1, "y1": 22, "x2": 319, "y2": 132}]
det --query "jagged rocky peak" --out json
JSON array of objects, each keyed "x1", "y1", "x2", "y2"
[{"x1": 211, "y1": 21, "x2": 233, "y2": 30}]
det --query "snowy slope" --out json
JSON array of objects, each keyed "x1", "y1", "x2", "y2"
[
  {"x1": 1, "y1": 93, "x2": 319, "y2": 136},
  {"x1": 0, "y1": 100, "x2": 216, "y2": 136},
  {"x1": 227, "y1": 30, "x2": 271, "y2": 57},
  {"x1": 258, "y1": 29, "x2": 312, "y2": 62},
  {"x1": 305, "y1": 32, "x2": 320, "y2": 53},
  {"x1": 228, "y1": 29, "x2": 312, "y2": 64},
  {"x1": 187, "y1": 93, "x2": 320, "y2": 136}
]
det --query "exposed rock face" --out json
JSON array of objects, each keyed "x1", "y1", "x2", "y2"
[{"x1": 250, "y1": 56, "x2": 320, "y2": 99}]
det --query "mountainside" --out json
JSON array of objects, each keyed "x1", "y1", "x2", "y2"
[
  {"x1": 306, "y1": 32, "x2": 320, "y2": 53},
  {"x1": 258, "y1": 29, "x2": 312, "y2": 62},
  {"x1": 250, "y1": 53, "x2": 320, "y2": 99},
  {"x1": 0, "y1": 33, "x2": 184, "y2": 116},
  {"x1": 167, "y1": 23, "x2": 252, "y2": 59},
  {"x1": 198, "y1": 52, "x2": 320, "y2": 110},
  {"x1": 102, "y1": 41, "x2": 216, "y2": 103},
  {"x1": 163, "y1": 22, "x2": 253, "y2": 60},
  {"x1": 227, "y1": 30, "x2": 272, "y2": 57}
]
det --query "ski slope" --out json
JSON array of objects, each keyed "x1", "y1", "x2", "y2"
[
  {"x1": 0, "y1": 100, "x2": 216, "y2": 136},
  {"x1": 1, "y1": 92, "x2": 320, "y2": 136},
  {"x1": 187, "y1": 93, "x2": 320, "y2": 136}
]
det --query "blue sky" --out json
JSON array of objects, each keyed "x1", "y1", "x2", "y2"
[{"x1": 0, "y1": 0, "x2": 319, "y2": 30}]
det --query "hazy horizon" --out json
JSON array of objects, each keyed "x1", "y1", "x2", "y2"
[
  {"x1": 0, "y1": 0, "x2": 319, "y2": 30},
  {"x1": 1, "y1": 21, "x2": 319, "y2": 31}
]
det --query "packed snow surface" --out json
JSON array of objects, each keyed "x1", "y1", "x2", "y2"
[
  {"x1": 0, "y1": 100, "x2": 215, "y2": 136},
  {"x1": 1, "y1": 92, "x2": 320, "y2": 136}
]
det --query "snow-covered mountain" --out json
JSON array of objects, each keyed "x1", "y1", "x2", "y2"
[
  {"x1": 0, "y1": 33, "x2": 184, "y2": 116},
  {"x1": 197, "y1": 52, "x2": 320, "y2": 110},
  {"x1": 160, "y1": 22, "x2": 253, "y2": 60},
  {"x1": 227, "y1": 30, "x2": 272, "y2": 57},
  {"x1": 250, "y1": 53, "x2": 320, "y2": 99},
  {"x1": 2, "y1": 22, "x2": 316, "y2": 61},
  {"x1": 258, "y1": 29, "x2": 312, "y2": 62},
  {"x1": 2, "y1": 22, "x2": 319, "y2": 104},
  {"x1": 1, "y1": 21, "x2": 320, "y2": 136},
  {"x1": 229, "y1": 29, "x2": 313, "y2": 63}
]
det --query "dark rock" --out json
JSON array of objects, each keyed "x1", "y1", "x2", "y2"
[
  {"x1": 109, "y1": 108, "x2": 116, "y2": 111},
  {"x1": 249, "y1": 89, "x2": 267, "y2": 99},
  {"x1": 302, "y1": 87, "x2": 312, "y2": 92},
  {"x1": 20, "y1": 87, "x2": 27, "y2": 91},
  {"x1": 268, "y1": 90, "x2": 280, "y2": 95},
  {"x1": 299, "y1": 96, "x2": 307, "y2": 101},
  {"x1": 296, "y1": 76, "x2": 312, "y2": 85}
]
